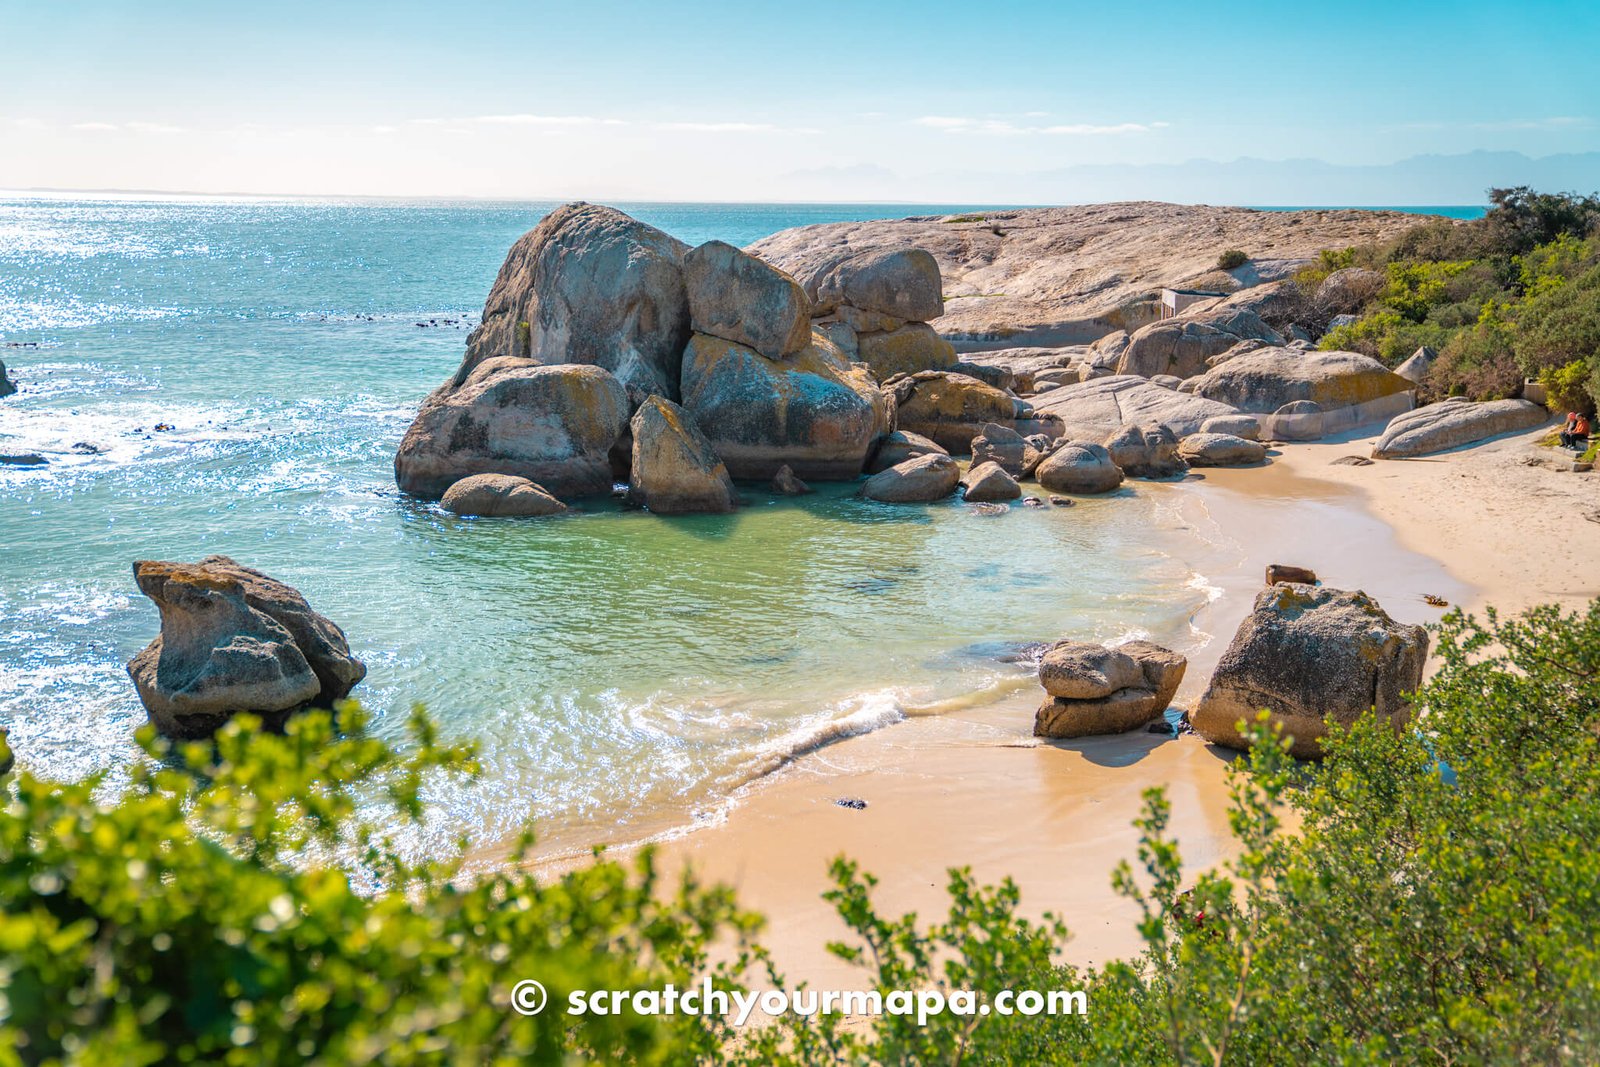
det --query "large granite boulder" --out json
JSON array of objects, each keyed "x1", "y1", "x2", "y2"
[
  {"x1": 680, "y1": 330, "x2": 890, "y2": 481},
  {"x1": 1200, "y1": 413, "x2": 1261, "y2": 440},
  {"x1": 1103, "y1": 423, "x2": 1186, "y2": 479},
  {"x1": 1192, "y1": 347, "x2": 1412, "y2": 415},
  {"x1": 867, "y1": 430, "x2": 948, "y2": 473},
  {"x1": 861, "y1": 453, "x2": 961, "y2": 503},
  {"x1": 1372, "y1": 397, "x2": 1548, "y2": 459},
  {"x1": 970, "y1": 423, "x2": 1034, "y2": 477},
  {"x1": 628, "y1": 396, "x2": 739, "y2": 514},
  {"x1": 1178, "y1": 432, "x2": 1267, "y2": 467},
  {"x1": 1034, "y1": 441, "x2": 1125, "y2": 494},
  {"x1": 886, "y1": 371, "x2": 1027, "y2": 451},
  {"x1": 394, "y1": 359, "x2": 631, "y2": 500},
  {"x1": 1029, "y1": 375, "x2": 1244, "y2": 442},
  {"x1": 1191, "y1": 584, "x2": 1428, "y2": 759},
  {"x1": 1117, "y1": 308, "x2": 1282, "y2": 379},
  {"x1": 804, "y1": 248, "x2": 944, "y2": 322},
  {"x1": 855, "y1": 323, "x2": 957, "y2": 382},
  {"x1": 441, "y1": 473, "x2": 568, "y2": 517},
  {"x1": 127, "y1": 557, "x2": 366, "y2": 739},
  {"x1": 1034, "y1": 640, "x2": 1187, "y2": 738},
  {"x1": 682, "y1": 240, "x2": 810, "y2": 360},
  {"x1": 460, "y1": 202, "x2": 690, "y2": 403},
  {"x1": 961, "y1": 460, "x2": 1022, "y2": 502}
]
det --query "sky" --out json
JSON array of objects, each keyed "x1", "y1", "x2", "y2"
[{"x1": 1, "y1": 0, "x2": 1598, "y2": 203}]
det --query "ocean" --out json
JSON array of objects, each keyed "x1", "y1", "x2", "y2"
[{"x1": 0, "y1": 195, "x2": 1473, "y2": 854}]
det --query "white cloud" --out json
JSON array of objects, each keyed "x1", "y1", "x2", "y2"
[
  {"x1": 126, "y1": 121, "x2": 186, "y2": 135},
  {"x1": 914, "y1": 115, "x2": 1167, "y2": 136},
  {"x1": 655, "y1": 121, "x2": 777, "y2": 132},
  {"x1": 471, "y1": 113, "x2": 625, "y2": 126},
  {"x1": 71, "y1": 122, "x2": 120, "y2": 131}
]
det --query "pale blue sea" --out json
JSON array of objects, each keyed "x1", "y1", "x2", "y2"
[{"x1": 0, "y1": 195, "x2": 1475, "y2": 852}]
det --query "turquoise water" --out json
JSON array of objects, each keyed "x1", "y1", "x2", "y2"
[{"x1": 2, "y1": 194, "x2": 1220, "y2": 851}]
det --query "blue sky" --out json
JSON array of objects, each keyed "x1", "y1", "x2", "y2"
[{"x1": 1, "y1": 0, "x2": 1597, "y2": 201}]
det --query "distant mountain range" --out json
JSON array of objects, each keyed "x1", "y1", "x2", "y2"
[{"x1": 780, "y1": 151, "x2": 1600, "y2": 206}]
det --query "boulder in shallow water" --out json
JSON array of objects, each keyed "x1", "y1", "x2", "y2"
[
  {"x1": 1191, "y1": 583, "x2": 1427, "y2": 758},
  {"x1": 855, "y1": 323, "x2": 957, "y2": 382},
  {"x1": 961, "y1": 460, "x2": 1022, "y2": 502},
  {"x1": 1034, "y1": 640, "x2": 1187, "y2": 739},
  {"x1": 886, "y1": 371, "x2": 1027, "y2": 451},
  {"x1": 866, "y1": 430, "x2": 948, "y2": 473},
  {"x1": 682, "y1": 239, "x2": 811, "y2": 361},
  {"x1": 394, "y1": 359, "x2": 631, "y2": 500},
  {"x1": 441, "y1": 473, "x2": 568, "y2": 517},
  {"x1": 771, "y1": 464, "x2": 813, "y2": 495},
  {"x1": 459, "y1": 202, "x2": 690, "y2": 404},
  {"x1": 861, "y1": 453, "x2": 960, "y2": 503},
  {"x1": 628, "y1": 395, "x2": 738, "y2": 514},
  {"x1": 970, "y1": 422, "x2": 1031, "y2": 477},
  {"x1": 680, "y1": 329, "x2": 890, "y2": 481},
  {"x1": 0, "y1": 358, "x2": 14, "y2": 398},
  {"x1": 127, "y1": 556, "x2": 366, "y2": 739},
  {"x1": 1102, "y1": 423, "x2": 1186, "y2": 479},
  {"x1": 1371, "y1": 397, "x2": 1547, "y2": 459},
  {"x1": 1177, "y1": 432, "x2": 1267, "y2": 467},
  {"x1": 1034, "y1": 441, "x2": 1124, "y2": 495}
]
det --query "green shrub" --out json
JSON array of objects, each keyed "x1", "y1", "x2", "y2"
[
  {"x1": 1217, "y1": 249, "x2": 1249, "y2": 271},
  {"x1": 1540, "y1": 360, "x2": 1596, "y2": 414},
  {"x1": 1515, "y1": 261, "x2": 1600, "y2": 407}
]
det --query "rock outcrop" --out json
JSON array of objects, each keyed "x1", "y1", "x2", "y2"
[
  {"x1": 867, "y1": 430, "x2": 947, "y2": 473},
  {"x1": 1103, "y1": 423, "x2": 1186, "y2": 479},
  {"x1": 127, "y1": 557, "x2": 366, "y2": 739},
  {"x1": 628, "y1": 396, "x2": 739, "y2": 514},
  {"x1": 961, "y1": 461, "x2": 1022, "y2": 502},
  {"x1": 1394, "y1": 345, "x2": 1438, "y2": 385},
  {"x1": 1178, "y1": 432, "x2": 1267, "y2": 467},
  {"x1": 1034, "y1": 441, "x2": 1125, "y2": 495},
  {"x1": 460, "y1": 203, "x2": 690, "y2": 403},
  {"x1": 801, "y1": 247, "x2": 945, "y2": 323},
  {"x1": 1029, "y1": 375, "x2": 1244, "y2": 441},
  {"x1": 682, "y1": 240, "x2": 811, "y2": 361},
  {"x1": 885, "y1": 371, "x2": 1027, "y2": 451},
  {"x1": 748, "y1": 203, "x2": 1438, "y2": 348},
  {"x1": 855, "y1": 323, "x2": 957, "y2": 382},
  {"x1": 441, "y1": 473, "x2": 568, "y2": 517},
  {"x1": 1200, "y1": 413, "x2": 1261, "y2": 440},
  {"x1": 1371, "y1": 397, "x2": 1548, "y2": 459},
  {"x1": 861, "y1": 453, "x2": 961, "y2": 503},
  {"x1": 1190, "y1": 584, "x2": 1428, "y2": 759},
  {"x1": 1116, "y1": 308, "x2": 1282, "y2": 379},
  {"x1": 970, "y1": 423, "x2": 1037, "y2": 477},
  {"x1": 394, "y1": 360, "x2": 631, "y2": 500},
  {"x1": 1034, "y1": 640, "x2": 1187, "y2": 739},
  {"x1": 680, "y1": 330, "x2": 890, "y2": 480},
  {"x1": 1192, "y1": 347, "x2": 1412, "y2": 415}
]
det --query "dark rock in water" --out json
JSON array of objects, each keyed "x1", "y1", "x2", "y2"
[
  {"x1": 835, "y1": 797, "x2": 868, "y2": 810},
  {"x1": 71, "y1": 441, "x2": 108, "y2": 455},
  {"x1": 1022, "y1": 496, "x2": 1045, "y2": 508},
  {"x1": 1147, "y1": 720, "x2": 1177, "y2": 735},
  {"x1": 0, "y1": 726, "x2": 11, "y2": 776},
  {"x1": 1265, "y1": 564, "x2": 1318, "y2": 586},
  {"x1": 126, "y1": 556, "x2": 367, "y2": 739},
  {"x1": 0, "y1": 358, "x2": 15, "y2": 398},
  {"x1": 0, "y1": 453, "x2": 47, "y2": 467},
  {"x1": 1331, "y1": 455, "x2": 1374, "y2": 466},
  {"x1": 771, "y1": 464, "x2": 813, "y2": 495},
  {"x1": 1049, "y1": 495, "x2": 1074, "y2": 507}
]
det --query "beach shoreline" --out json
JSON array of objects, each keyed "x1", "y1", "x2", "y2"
[{"x1": 525, "y1": 421, "x2": 1598, "y2": 985}]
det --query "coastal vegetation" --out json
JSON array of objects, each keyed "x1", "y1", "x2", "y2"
[
  {"x1": 1216, "y1": 249, "x2": 1249, "y2": 271},
  {"x1": 1302, "y1": 187, "x2": 1600, "y2": 411},
  {"x1": 5, "y1": 598, "x2": 1597, "y2": 1063}
]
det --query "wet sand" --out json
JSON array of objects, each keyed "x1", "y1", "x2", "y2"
[{"x1": 538, "y1": 425, "x2": 1567, "y2": 987}]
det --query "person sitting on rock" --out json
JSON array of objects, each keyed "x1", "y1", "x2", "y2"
[{"x1": 1562, "y1": 412, "x2": 1591, "y2": 450}]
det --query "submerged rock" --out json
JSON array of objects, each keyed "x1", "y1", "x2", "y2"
[
  {"x1": 441, "y1": 473, "x2": 568, "y2": 517},
  {"x1": 771, "y1": 464, "x2": 814, "y2": 495},
  {"x1": 682, "y1": 239, "x2": 811, "y2": 361},
  {"x1": 1371, "y1": 397, "x2": 1548, "y2": 459},
  {"x1": 127, "y1": 556, "x2": 366, "y2": 739},
  {"x1": 394, "y1": 360, "x2": 631, "y2": 500},
  {"x1": 1035, "y1": 640, "x2": 1187, "y2": 738},
  {"x1": 460, "y1": 202, "x2": 691, "y2": 403},
  {"x1": 0, "y1": 358, "x2": 14, "y2": 398},
  {"x1": 628, "y1": 396, "x2": 739, "y2": 515},
  {"x1": 680, "y1": 330, "x2": 890, "y2": 481},
  {"x1": 1190, "y1": 584, "x2": 1428, "y2": 759},
  {"x1": 861, "y1": 453, "x2": 961, "y2": 503}
]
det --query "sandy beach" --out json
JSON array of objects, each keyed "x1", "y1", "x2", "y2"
[{"x1": 597, "y1": 422, "x2": 1599, "y2": 986}]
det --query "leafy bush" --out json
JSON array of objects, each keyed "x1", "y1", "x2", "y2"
[
  {"x1": 1319, "y1": 310, "x2": 1451, "y2": 366},
  {"x1": 1217, "y1": 250, "x2": 1249, "y2": 271},
  {"x1": 1540, "y1": 360, "x2": 1596, "y2": 415},
  {"x1": 1515, "y1": 261, "x2": 1600, "y2": 407},
  {"x1": 0, "y1": 708, "x2": 763, "y2": 1065}
]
